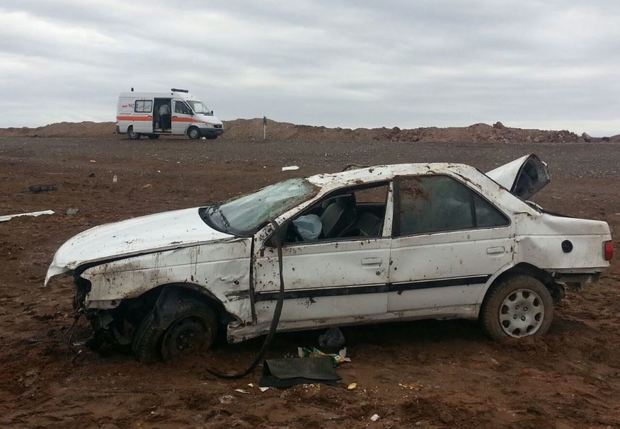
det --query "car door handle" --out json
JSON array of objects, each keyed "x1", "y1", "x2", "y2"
[
  {"x1": 361, "y1": 257, "x2": 382, "y2": 266},
  {"x1": 486, "y1": 246, "x2": 505, "y2": 255}
]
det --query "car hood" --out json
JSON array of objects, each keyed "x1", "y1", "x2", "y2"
[
  {"x1": 486, "y1": 154, "x2": 550, "y2": 200},
  {"x1": 45, "y1": 207, "x2": 234, "y2": 286}
]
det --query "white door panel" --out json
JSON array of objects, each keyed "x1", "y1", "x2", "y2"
[
  {"x1": 253, "y1": 238, "x2": 391, "y2": 323},
  {"x1": 388, "y1": 228, "x2": 513, "y2": 312}
]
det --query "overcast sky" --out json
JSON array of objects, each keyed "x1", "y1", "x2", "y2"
[{"x1": 1, "y1": 0, "x2": 619, "y2": 135}]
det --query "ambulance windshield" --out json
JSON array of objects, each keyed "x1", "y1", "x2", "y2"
[{"x1": 187, "y1": 101, "x2": 212, "y2": 115}]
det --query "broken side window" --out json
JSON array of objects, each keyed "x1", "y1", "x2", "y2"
[{"x1": 396, "y1": 175, "x2": 508, "y2": 236}]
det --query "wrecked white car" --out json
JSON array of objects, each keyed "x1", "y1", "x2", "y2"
[{"x1": 46, "y1": 154, "x2": 613, "y2": 362}]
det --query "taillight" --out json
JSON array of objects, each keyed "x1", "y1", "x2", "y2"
[{"x1": 604, "y1": 240, "x2": 614, "y2": 261}]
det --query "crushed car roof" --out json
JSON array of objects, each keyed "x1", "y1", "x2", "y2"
[{"x1": 307, "y1": 163, "x2": 478, "y2": 189}]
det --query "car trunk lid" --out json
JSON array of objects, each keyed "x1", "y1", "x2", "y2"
[{"x1": 486, "y1": 154, "x2": 550, "y2": 200}]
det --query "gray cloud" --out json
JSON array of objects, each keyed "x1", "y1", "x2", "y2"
[{"x1": 0, "y1": 0, "x2": 619, "y2": 135}]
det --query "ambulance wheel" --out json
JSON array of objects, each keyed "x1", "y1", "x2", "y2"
[
  {"x1": 147, "y1": 134, "x2": 160, "y2": 140},
  {"x1": 127, "y1": 126, "x2": 141, "y2": 140},
  {"x1": 187, "y1": 127, "x2": 201, "y2": 139}
]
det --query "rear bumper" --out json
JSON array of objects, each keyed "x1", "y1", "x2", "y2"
[{"x1": 553, "y1": 271, "x2": 602, "y2": 289}]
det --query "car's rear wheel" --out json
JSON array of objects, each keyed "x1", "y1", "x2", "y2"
[
  {"x1": 132, "y1": 299, "x2": 217, "y2": 363},
  {"x1": 127, "y1": 126, "x2": 141, "y2": 140},
  {"x1": 480, "y1": 275, "x2": 553, "y2": 340},
  {"x1": 187, "y1": 127, "x2": 201, "y2": 139}
]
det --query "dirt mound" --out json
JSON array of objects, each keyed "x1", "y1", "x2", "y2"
[
  {"x1": 0, "y1": 121, "x2": 117, "y2": 138},
  {"x1": 0, "y1": 118, "x2": 586, "y2": 143},
  {"x1": 223, "y1": 119, "x2": 583, "y2": 143}
]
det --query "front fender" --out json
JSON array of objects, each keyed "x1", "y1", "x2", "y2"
[{"x1": 80, "y1": 240, "x2": 253, "y2": 323}]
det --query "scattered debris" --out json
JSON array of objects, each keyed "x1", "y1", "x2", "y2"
[
  {"x1": 88, "y1": 172, "x2": 95, "y2": 177},
  {"x1": 282, "y1": 165, "x2": 299, "y2": 171},
  {"x1": 112, "y1": 174, "x2": 118, "y2": 183},
  {"x1": 259, "y1": 356, "x2": 341, "y2": 389},
  {"x1": 65, "y1": 208, "x2": 80, "y2": 216},
  {"x1": 0, "y1": 210, "x2": 55, "y2": 223},
  {"x1": 298, "y1": 347, "x2": 351, "y2": 366},
  {"x1": 219, "y1": 394, "x2": 234, "y2": 404},
  {"x1": 347, "y1": 383, "x2": 357, "y2": 390},
  {"x1": 259, "y1": 387, "x2": 269, "y2": 392},
  {"x1": 370, "y1": 414, "x2": 380, "y2": 422},
  {"x1": 234, "y1": 388, "x2": 250, "y2": 394},
  {"x1": 142, "y1": 184, "x2": 152, "y2": 189},
  {"x1": 398, "y1": 382, "x2": 422, "y2": 391},
  {"x1": 28, "y1": 184, "x2": 57, "y2": 193},
  {"x1": 89, "y1": 160, "x2": 96, "y2": 163}
]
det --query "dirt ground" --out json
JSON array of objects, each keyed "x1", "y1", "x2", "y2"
[{"x1": 0, "y1": 134, "x2": 619, "y2": 429}]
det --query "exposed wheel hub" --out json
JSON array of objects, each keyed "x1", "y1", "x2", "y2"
[{"x1": 163, "y1": 318, "x2": 207, "y2": 356}]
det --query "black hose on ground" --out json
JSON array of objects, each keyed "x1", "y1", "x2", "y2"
[{"x1": 206, "y1": 219, "x2": 286, "y2": 379}]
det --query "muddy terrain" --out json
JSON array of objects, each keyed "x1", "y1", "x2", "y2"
[{"x1": 0, "y1": 133, "x2": 619, "y2": 428}]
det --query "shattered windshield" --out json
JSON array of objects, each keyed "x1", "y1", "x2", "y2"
[
  {"x1": 201, "y1": 178, "x2": 319, "y2": 235},
  {"x1": 188, "y1": 100, "x2": 212, "y2": 115}
]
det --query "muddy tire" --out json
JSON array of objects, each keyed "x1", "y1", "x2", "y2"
[
  {"x1": 132, "y1": 312, "x2": 161, "y2": 363},
  {"x1": 132, "y1": 301, "x2": 217, "y2": 363},
  {"x1": 480, "y1": 275, "x2": 554, "y2": 340}
]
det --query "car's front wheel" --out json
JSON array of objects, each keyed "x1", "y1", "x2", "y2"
[
  {"x1": 480, "y1": 275, "x2": 554, "y2": 340},
  {"x1": 132, "y1": 297, "x2": 217, "y2": 363},
  {"x1": 187, "y1": 127, "x2": 201, "y2": 139}
]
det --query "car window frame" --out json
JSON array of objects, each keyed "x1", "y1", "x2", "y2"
[
  {"x1": 174, "y1": 100, "x2": 193, "y2": 115},
  {"x1": 134, "y1": 99, "x2": 153, "y2": 113},
  {"x1": 392, "y1": 173, "x2": 511, "y2": 238},
  {"x1": 266, "y1": 180, "x2": 394, "y2": 248}
]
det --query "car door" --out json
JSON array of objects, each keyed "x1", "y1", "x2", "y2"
[
  {"x1": 252, "y1": 182, "x2": 394, "y2": 328},
  {"x1": 388, "y1": 174, "x2": 515, "y2": 318},
  {"x1": 172, "y1": 100, "x2": 193, "y2": 135}
]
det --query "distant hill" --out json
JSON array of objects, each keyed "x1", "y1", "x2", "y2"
[{"x1": 0, "y1": 118, "x2": 616, "y2": 143}]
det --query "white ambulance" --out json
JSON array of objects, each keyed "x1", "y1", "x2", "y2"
[{"x1": 116, "y1": 88, "x2": 224, "y2": 140}]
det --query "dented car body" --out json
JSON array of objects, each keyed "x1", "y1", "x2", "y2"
[{"x1": 46, "y1": 154, "x2": 613, "y2": 360}]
